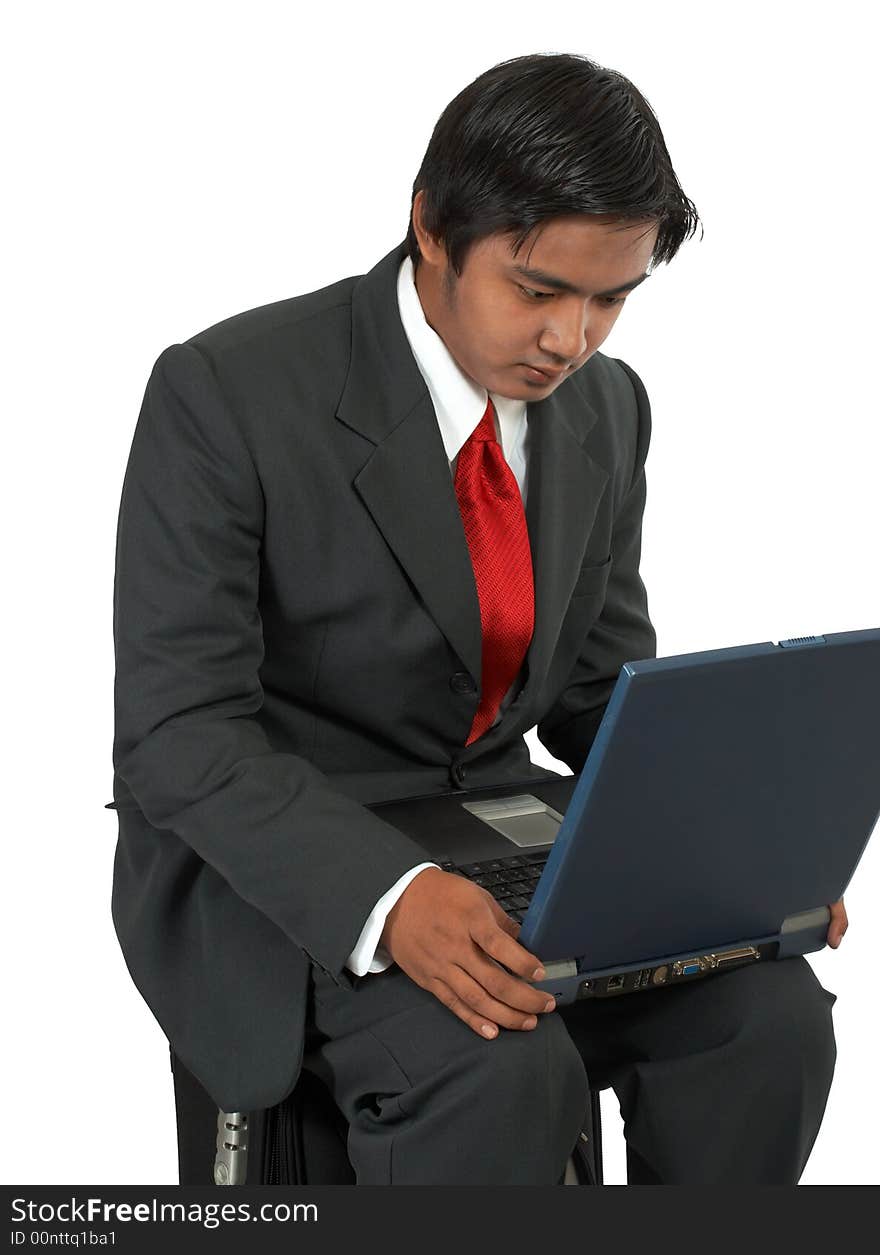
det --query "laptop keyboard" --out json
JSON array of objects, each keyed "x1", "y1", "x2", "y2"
[{"x1": 437, "y1": 851, "x2": 549, "y2": 922}]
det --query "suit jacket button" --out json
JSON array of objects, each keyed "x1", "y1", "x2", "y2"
[
  {"x1": 450, "y1": 763, "x2": 467, "y2": 786},
  {"x1": 450, "y1": 671, "x2": 476, "y2": 694}
]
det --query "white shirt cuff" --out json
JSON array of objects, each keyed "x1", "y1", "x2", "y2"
[{"x1": 345, "y1": 862, "x2": 440, "y2": 976}]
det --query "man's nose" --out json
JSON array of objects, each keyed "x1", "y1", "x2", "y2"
[{"x1": 540, "y1": 303, "x2": 589, "y2": 364}]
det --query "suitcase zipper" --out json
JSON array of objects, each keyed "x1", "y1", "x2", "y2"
[
  {"x1": 265, "y1": 1108, "x2": 281, "y2": 1184},
  {"x1": 265, "y1": 1097, "x2": 296, "y2": 1183}
]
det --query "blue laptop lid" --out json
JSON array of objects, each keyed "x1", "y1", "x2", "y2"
[{"x1": 520, "y1": 628, "x2": 880, "y2": 967}]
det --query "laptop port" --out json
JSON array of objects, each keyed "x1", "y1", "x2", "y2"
[
  {"x1": 713, "y1": 946, "x2": 760, "y2": 967},
  {"x1": 606, "y1": 974, "x2": 625, "y2": 991},
  {"x1": 672, "y1": 957, "x2": 705, "y2": 978}
]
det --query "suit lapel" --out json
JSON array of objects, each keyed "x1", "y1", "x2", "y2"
[
  {"x1": 337, "y1": 241, "x2": 610, "y2": 745},
  {"x1": 520, "y1": 385, "x2": 610, "y2": 699},
  {"x1": 352, "y1": 393, "x2": 484, "y2": 681},
  {"x1": 337, "y1": 242, "x2": 484, "y2": 681}
]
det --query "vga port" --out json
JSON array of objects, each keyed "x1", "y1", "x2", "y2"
[{"x1": 672, "y1": 957, "x2": 705, "y2": 978}]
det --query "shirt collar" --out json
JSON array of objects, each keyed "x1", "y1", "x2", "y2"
[{"x1": 396, "y1": 254, "x2": 526, "y2": 463}]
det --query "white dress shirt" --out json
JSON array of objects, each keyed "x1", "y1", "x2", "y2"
[{"x1": 344, "y1": 254, "x2": 531, "y2": 976}]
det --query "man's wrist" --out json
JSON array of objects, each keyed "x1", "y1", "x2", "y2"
[{"x1": 345, "y1": 862, "x2": 440, "y2": 976}]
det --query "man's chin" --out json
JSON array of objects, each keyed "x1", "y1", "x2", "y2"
[{"x1": 500, "y1": 377, "x2": 563, "y2": 401}]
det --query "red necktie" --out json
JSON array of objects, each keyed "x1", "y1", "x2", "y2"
[{"x1": 454, "y1": 398, "x2": 535, "y2": 745}]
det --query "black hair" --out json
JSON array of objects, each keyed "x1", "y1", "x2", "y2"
[{"x1": 406, "y1": 53, "x2": 701, "y2": 275}]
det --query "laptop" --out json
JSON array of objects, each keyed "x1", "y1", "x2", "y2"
[{"x1": 367, "y1": 628, "x2": 880, "y2": 1006}]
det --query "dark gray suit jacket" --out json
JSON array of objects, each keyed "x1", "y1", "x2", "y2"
[{"x1": 108, "y1": 240, "x2": 656, "y2": 1111}]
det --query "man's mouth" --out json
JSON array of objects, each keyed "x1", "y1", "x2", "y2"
[{"x1": 523, "y1": 364, "x2": 565, "y2": 382}]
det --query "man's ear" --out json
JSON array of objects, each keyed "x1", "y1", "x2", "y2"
[{"x1": 412, "y1": 189, "x2": 447, "y2": 269}]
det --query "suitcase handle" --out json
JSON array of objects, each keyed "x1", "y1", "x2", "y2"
[{"x1": 214, "y1": 1111, "x2": 249, "y2": 1185}]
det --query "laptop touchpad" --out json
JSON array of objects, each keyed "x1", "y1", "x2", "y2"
[{"x1": 461, "y1": 795, "x2": 564, "y2": 848}]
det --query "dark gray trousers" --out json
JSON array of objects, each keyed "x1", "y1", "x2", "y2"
[{"x1": 301, "y1": 955, "x2": 837, "y2": 1184}]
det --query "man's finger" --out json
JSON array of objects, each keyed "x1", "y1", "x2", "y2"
[
  {"x1": 430, "y1": 973, "x2": 541, "y2": 1040},
  {"x1": 482, "y1": 899, "x2": 545, "y2": 977},
  {"x1": 445, "y1": 965, "x2": 545, "y2": 1033},
  {"x1": 473, "y1": 919, "x2": 549, "y2": 986},
  {"x1": 428, "y1": 977, "x2": 503, "y2": 1039},
  {"x1": 827, "y1": 898, "x2": 849, "y2": 948},
  {"x1": 493, "y1": 908, "x2": 519, "y2": 938},
  {"x1": 490, "y1": 906, "x2": 530, "y2": 950}
]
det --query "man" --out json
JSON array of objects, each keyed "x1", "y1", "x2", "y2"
[{"x1": 109, "y1": 52, "x2": 842, "y2": 1183}]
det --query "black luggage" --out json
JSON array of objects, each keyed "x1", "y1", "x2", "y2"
[{"x1": 171, "y1": 1048, "x2": 355, "y2": 1185}]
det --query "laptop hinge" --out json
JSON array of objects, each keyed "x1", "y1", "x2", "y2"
[{"x1": 541, "y1": 959, "x2": 578, "y2": 980}]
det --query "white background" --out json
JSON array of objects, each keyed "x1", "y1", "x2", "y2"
[{"x1": 3, "y1": 0, "x2": 877, "y2": 1186}]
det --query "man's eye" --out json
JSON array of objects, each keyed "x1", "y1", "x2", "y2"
[
  {"x1": 517, "y1": 284, "x2": 627, "y2": 307},
  {"x1": 517, "y1": 285, "x2": 555, "y2": 300}
]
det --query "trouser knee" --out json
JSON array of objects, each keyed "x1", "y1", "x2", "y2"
[
  {"x1": 464, "y1": 1013, "x2": 590, "y2": 1165},
  {"x1": 613, "y1": 959, "x2": 839, "y2": 1182},
  {"x1": 739, "y1": 958, "x2": 837, "y2": 1094}
]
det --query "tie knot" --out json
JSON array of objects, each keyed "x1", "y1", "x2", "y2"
[{"x1": 469, "y1": 398, "x2": 497, "y2": 443}]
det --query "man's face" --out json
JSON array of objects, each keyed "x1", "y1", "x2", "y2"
[{"x1": 413, "y1": 206, "x2": 658, "y2": 400}]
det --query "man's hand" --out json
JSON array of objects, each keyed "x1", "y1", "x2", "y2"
[
  {"x1": 827, "y1": 897, "x2": 848, "y2": 948},
  {"x1": 379, "y1": 866, "x2": 557, "y2": 1039}
]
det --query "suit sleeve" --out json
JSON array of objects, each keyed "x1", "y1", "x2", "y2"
[
  {"x1": 535, "y1": 360, "x2": 657, "y2": 773},
  {"x1": 111, "y1": 342, "x2": 433, "y2": 985}
]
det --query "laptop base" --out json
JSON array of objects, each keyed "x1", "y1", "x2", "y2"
[{"x1": 531, "y1": 905, "x2": 830, "y2": 1005}]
